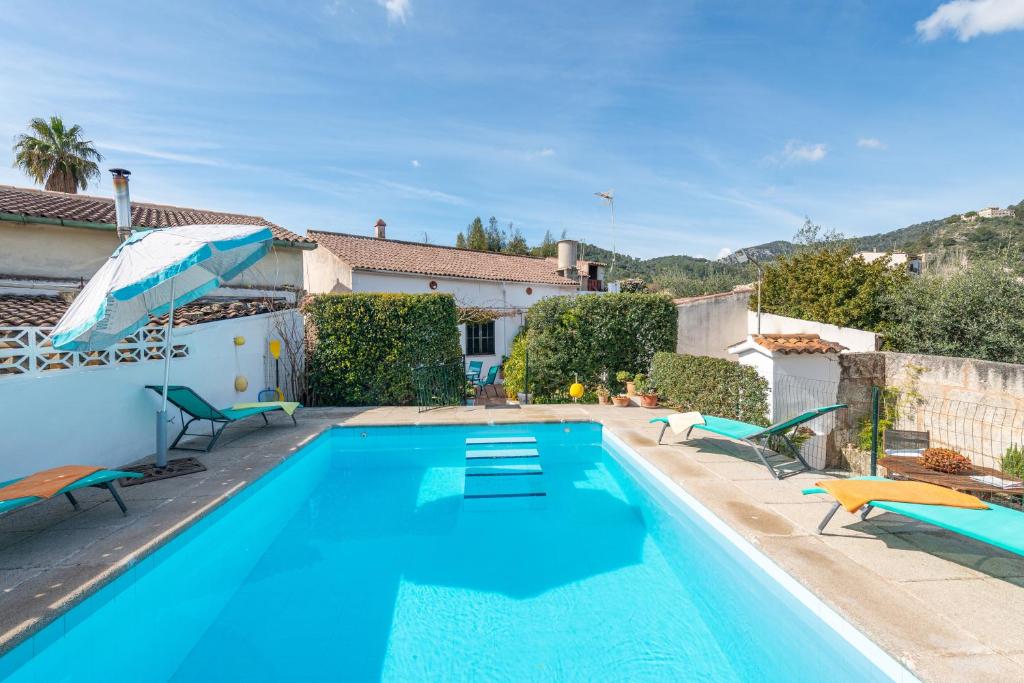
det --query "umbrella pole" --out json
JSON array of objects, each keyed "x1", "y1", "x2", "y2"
[{"x1": 156, "y1": 279, "x2": 176, "y2": 468}]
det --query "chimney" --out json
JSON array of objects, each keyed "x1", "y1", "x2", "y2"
[
  {"x1": 110, "y1": 168, "x2": 133, "y2": 242},
  {"x1": 374, "y1": 218, "x2": 387, "y2": 239},
  {"x1": 557, "y1": 239, "x2": 579, "y2": 279}
]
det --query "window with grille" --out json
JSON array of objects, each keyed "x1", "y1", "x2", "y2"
[{"x1": 466, "y1": 321, "x2": 495, "y2": 356}]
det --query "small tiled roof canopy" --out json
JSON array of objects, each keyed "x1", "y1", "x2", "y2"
[
  {"x1": 309, "y1": 230, "x2": 579, "y2": 286},
  {"x1": 0, "y1": 185, "x2": 314, "y2": 245},
  {"x1": 752, "y1": 333, "x2": 846, "y2": 355},
  {"x1": 0, "y1": 294, "x2": 291, "y2": 328}
]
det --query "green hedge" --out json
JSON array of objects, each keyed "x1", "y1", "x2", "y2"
[
  {"x1": 503, "y1": 293, "x2": 677, "y2": 400},
  {"x1": 306, "y1": 293, "x2": 461, "y2": 406},
  {"x1": 650, "y1": 352, "x2": 769, "y2": 425}
]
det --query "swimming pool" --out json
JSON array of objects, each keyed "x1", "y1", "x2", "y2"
[{"x1": 1, "y1": 422, "x2": 912, "y2": 681}]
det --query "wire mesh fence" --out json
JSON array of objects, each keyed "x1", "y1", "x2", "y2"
[
  {"x1": 772, "y1": 374, "x2": 845, "y2": 470},
  {"x1": 878, "y1": 390, "x2": 1024, "y2": 477},
  {"x1": 412, "y1": 358, "x2": 467, "y2": 412}
]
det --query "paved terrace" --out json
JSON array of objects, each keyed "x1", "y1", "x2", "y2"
[{"x1": 1, "y1": 405, "x2": 1022, "y2": 681}]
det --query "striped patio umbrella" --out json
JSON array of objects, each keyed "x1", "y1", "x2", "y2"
[{"x1": 49, "y1": 224, "x2": 273, "y2": 467}]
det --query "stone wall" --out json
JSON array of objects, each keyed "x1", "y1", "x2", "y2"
[{"x1": 835, "y1": 351, "x2": 1024, "y2": 472}]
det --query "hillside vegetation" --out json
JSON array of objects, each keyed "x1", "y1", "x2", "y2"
[{"x1": 725, "y1": 198, "x2": 1024, "y2": 267}]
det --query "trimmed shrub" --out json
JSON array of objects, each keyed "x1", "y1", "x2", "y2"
[
  {"x1": 503, "y1": 293, "x2": 677, "y2": 400},
  {"x1": 650, "y1": 352, "x2": 769, "y2": 425},
  {"x1": 305, "y1": 293, "x2": 461, "y2": 406}
]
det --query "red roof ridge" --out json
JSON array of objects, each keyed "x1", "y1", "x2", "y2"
[
  {"x1": 0, "y1": 184, "x2": 314, "y2": 245},
  {"x1": 309, "y1": 230, "x2": 579, "y2": 286},
  {"x1": 306, "y1": 229, "x2": 558, "y2": 262}
]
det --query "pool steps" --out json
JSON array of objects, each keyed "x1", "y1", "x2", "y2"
[
  {"x1": 464, "y1": 436, "x2": 547, "y2": 499},
  {"x1": 465, "y1": 436, "x2": 537, "y2": 445},
  {"x1": 464, "y1": 448, "x2": 539, "y2": 460}
]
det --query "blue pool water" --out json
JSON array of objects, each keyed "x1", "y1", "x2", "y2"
[{"x1": 2, "y1": 422, "x2": 902, "y2": 682}]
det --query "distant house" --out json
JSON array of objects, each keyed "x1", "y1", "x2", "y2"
[
  {"x1": 854, "y1": 250, "x2": 922, "y2": 275},
  {"x1": 977, "y1": 206, "x2": 1016, "y2": 219},
  {"x1": 305, "y1": 221, "x2": 588, "y2": 371},
  {"x1": 0, "y1": 184, "x2": 316, "y2": 305}
]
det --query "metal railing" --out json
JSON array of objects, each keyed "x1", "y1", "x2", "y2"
[{"x1": 412, "y1": 358, "x2": 466, "y2": 412}]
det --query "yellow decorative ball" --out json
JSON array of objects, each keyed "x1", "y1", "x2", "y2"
[
  {"x1": 569, "y1": 382, "x2": 585, "y2": 399},
  {"x1": 233, "y1": 336, "x2": 246, "y2": 346},
  {"x1": 234, "y1": 375, "x2": 249, "y2": 392}
]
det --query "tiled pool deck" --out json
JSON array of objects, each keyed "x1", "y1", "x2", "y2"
[{"x1": 2, "y1": 404, "x2": 1022, "y2": 681}]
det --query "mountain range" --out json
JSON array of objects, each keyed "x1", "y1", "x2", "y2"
[{"x1": 581, "y1": 197, "x2": 1024, "y2": 295}]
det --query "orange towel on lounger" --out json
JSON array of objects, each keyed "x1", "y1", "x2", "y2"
[
  {"x1": 816, "y1": 479, "x2": 988, "y2": 513},
  {"x1": 0, "y1": 466, "x2": 103, "y2": 503}
]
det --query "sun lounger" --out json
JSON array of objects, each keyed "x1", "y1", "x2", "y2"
[
  {"x1": 146, "y1": 385, "x2": 300, "y2": 452},
  {"x1": 802, "y1": 476, "x2": 1024, "y2": 556},
  {"x1": 650, "y1": 404, "x2": 846, "y2": 479},
  {"x1": 0, "y1": 467, "x2": 142, "y2": 516}
]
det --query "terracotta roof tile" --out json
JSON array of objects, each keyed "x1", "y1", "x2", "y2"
[
  {"x1": 0, "y1": 185, "x2": 314, "y2": 245},
  {"x1": 309, "y1": 230, "x2": 579, "y2": 286},
  {"x1": 0, "y1": 294, "x2": 292, "y2": 329},
  {"x1": 752, "y1": 333, "x2": 846, "y2": 355}
]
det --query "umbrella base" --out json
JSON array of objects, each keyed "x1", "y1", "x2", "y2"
[{"x1": 118, "y1": 457, "x2": 207, "y2": 486}]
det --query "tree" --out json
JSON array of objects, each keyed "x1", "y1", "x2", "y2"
[
  {"x1": 466, "y1": 217, "x2": 488, "y2": 251},
  {"x1": 455, "y1": 232, "x2": 467, "y2": 249},
  {"x1": 793, "y1": 217, "x2": 845, "y2": 248},
  {"x1": 12, "y1": 116, "x2": 102, "y2": 193},
  {"x1": 484, "y1": 216, "x2": 505, "y2": 252},
  {"x1": 533, "y1": 229, "x2": 558, "y2": 258},
  {"x1": 756, "y1": 246, "x2": 909, "y2": 331},
  {"x1": 881, "y1": 261, "x2": 1024, "y2": 363},
  {"x1": 505, "y1": 224, "x2": 528, "y2": 255}
]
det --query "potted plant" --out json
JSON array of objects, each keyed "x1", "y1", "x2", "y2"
[
  {"x1": 596, "y1": 384, "x2": 610, "y2": 405},
  {"x1": 616, "y1": 370, "x2": 636, "y2": 397},
  {"x1": 634, "y1": 373, "x2": 659, "y2": 408},
  {"x1": 611, "y1": 392, "x2": 631, "y2": 407}
]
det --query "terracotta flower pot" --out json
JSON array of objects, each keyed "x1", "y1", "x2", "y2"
[
  {"x1": 597, "y1": 394, "x2": 610, "y2": 405},
  {"x1": 611, "y1": 395, "x2": 631, "y2": 407},
  {"x1": 625, "y1": 381, "x2": 636, "y2": 397},
  {"x1": 639, "y1": 394, "x2": 659, "y2": 408}
]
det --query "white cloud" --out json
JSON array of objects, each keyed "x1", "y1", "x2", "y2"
[
  {"x1": 99, "y1": 141, "x2": 225, "y2": 167},
  {"x1": 410, "y1": 159, "x2": 420, "y2": 167},
  {"x1": 716, "y1": 247, "x2": 733, "y2": 259},
  {"x1": 525, "y1": 148, "x2": 556, "y2": 160},
  {"x1": 917, "y1": 0, "x2": 1024, "y2": 41},
  {"x1": 377, "y1": 0, "x2": 411, "y2": 23},
  {"x1": 857, "y1": 137, "x2": 887, "y2": 150},
  {"x1": 767, "y1": 140, "x2": 828, "y2": 165}
]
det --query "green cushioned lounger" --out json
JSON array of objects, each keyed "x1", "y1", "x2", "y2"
[
  {"x1": 146, "y1": 385, "x2": 300, "y2": 453},
  {"x1": 650, "y1": 404, "x2": 847, "y2": 479},
  {"x1": 803, "y1": 476, "x2": 1024, "y2": 556}
]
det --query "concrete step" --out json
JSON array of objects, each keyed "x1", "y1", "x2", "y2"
[
  {"x1": 465, "y1": 448, "x2": 539, "y2": 460},
  {"x1": 465, "y1": 436, "x2": 537, "y2": 445}
]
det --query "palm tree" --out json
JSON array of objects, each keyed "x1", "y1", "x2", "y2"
[{"x1": 12, "y1": 116, "x2": 103, "y2": 193}]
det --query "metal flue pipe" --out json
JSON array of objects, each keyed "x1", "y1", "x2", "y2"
[{"x1": 110, "y1": 168, "x2": 133, "y2": 242}]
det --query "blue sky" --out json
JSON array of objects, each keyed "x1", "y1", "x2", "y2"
[{"x1": 1, "y1": 1, "x2": 1023, "y2": 258}]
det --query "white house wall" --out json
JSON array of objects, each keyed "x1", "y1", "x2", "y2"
[
  {"x1": 0, "y1": 311, "x2": 298, "y2": 481},
  {"x1": 0, "y1": 220, "x2": 115, "y2": 280},
  {"x1": 350, "y1": 270, "x2": 575, "y2": 374},
  {"x1": 676, "y1": 289, "x2": 752, "y2": 359},
  {"x1": 0, "y1": 220, "x2": 306, "y2": 292},
  {"x1": 302, "y1": 244, "x2": 353, "y2": 293}
]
